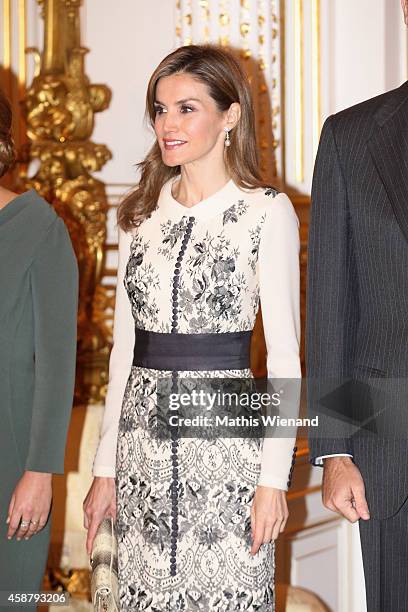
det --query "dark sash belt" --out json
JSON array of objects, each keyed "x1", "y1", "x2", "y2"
[{"x1": 132, "y1": 327, "x2": 252, "y2": 371}]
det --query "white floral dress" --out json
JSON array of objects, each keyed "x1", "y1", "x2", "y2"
[{"x1": 92, "y1": 176, "x2": 301, "y2": 611}]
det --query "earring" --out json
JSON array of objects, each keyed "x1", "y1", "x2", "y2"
[{"x1": 224, "y1": 127, "x2": 231, "y2": 147}]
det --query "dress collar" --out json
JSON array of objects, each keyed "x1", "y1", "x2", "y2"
[{"x1": 157, "y1": 175, "x2": 244, "y2": 221}]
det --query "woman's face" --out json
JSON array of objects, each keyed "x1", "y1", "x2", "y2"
[{"x1": 153, "y1": 73, "x2": 228, "y2": 168}]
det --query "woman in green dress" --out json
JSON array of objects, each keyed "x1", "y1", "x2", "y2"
[{"x1": 0, "y1": 90, "x2": 78, "y2": 607}]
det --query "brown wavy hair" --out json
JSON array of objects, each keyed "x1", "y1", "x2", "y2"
[
  {"x1": 0, "y1": 90, "x2": 16, "y2": 178},
  {"x1": 118, "y1": 44, "x2": 273, "y2": 231}
]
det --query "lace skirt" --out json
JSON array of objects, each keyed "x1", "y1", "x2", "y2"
[{"x1": 115, "y1": 366, "x2": 275, "y2": 611}]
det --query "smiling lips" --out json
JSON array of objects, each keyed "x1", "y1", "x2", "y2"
[{"x1": 163, "y1": 139, "x2": 187, "y2": 150}]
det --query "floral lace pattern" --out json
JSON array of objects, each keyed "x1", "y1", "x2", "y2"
[
  {"x1": 125, "y1": 233, "x2": 161, "y2": 327},
  {"x1": 248, "y1": 214, "x2": 266, "y2": 274},
  {"x1": 222, "y1": 200, "x2": 249, "y2": 225},
  {"x1": 116, "y1": 367, "x2": 275, "y2": 611},
  {"x1": 116, "y1": 187, "x2": 279, "y2": 610},
  {"x1": 158, "y1": 217, "x2": 196, "y2": 260},
  {"x1": 178, "y1": 230, "x2": 245, "y2": 332}
]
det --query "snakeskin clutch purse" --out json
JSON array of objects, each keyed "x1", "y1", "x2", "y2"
[{"x1": 90, "y1": 517, "x2": 119, "y2": 612}]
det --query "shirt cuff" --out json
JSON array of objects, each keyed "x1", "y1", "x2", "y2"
[
  {"x1": 312, "y1": 453, "x2": 353, "y2": 466},
  {"x1": 257, "y1": 475, "x2": 289, "y2": 491},
  {"x1": 92, "y1": 465, "x2": 116, "y2": 478}
]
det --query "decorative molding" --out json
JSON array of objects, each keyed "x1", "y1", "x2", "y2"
[
  {"x1": 311, "y1": 0, "x2": 321, "y2": 159},
  {"x1": 294, "y1": 0, "x2": 304, "y2": 183},
  {"x1": 2, "y1": 0, "x2": 11, "y2": 81},
  {"x1": 19, "y1": 0, "x2": 113, "y2": 405}
]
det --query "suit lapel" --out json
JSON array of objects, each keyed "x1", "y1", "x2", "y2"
[{"x1": 368, "y1": 82, "x2": 408, "y2": 244}]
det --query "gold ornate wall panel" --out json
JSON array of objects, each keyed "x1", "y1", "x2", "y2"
[{"x1": 1, "y1": 0, "x2": 113, "y2": 404}]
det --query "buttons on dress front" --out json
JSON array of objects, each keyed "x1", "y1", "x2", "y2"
[{"x1": 168, "y1": 216, "x2": 195, "y2": 576}]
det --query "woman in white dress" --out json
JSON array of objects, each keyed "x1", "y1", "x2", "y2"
[{"x1": 84, "y1": 44, "x2": 300, "y2": 611}]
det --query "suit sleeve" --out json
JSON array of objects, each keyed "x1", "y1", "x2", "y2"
[
  {"x1": 306, "y1": 116, "x2": 359, "y2": 464},
  {"x1": 25, "y1": 216, "x2": 78, "y2": 474},
  {"x1": 92, "y1": 227, "x2": 134, "y2": 477},
  {"x1": 257, "y1": 193, "x2": 301, "y2": 490}
]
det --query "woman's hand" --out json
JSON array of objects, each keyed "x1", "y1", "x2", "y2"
[
  {"x1": 83, "y1": 477, "x2": 116, "y2": 556},
  {"x1": 250, "y1": 485, "x2": 289, "y2": 554},
  {"x1": 7, "y1": 471, "x2": 52, "y2": 541}
]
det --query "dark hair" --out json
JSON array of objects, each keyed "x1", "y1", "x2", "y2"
[
  {"x1": 118, "y1": 44, "x2": 271, "y2": 231},
  {"x1": 0, "y1": 90, "x2": 16, "y2": 178}
]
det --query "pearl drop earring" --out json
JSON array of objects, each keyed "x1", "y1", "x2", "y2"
[{"x1": 224, "y1": 127, "x2": 231, "y2": 147}]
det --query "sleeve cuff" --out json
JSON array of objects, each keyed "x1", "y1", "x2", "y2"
[
  {"x1": 257, "y1": 476, "x2": 288, "y2": 491},
  {"x1": 312, "y1": 453, "x2": 353, "y2": 466},
  {"x1": 92, "y1": 465, "x2": 116, "y2": 478}
]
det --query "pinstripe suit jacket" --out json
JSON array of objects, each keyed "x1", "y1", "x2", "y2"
[{"x1": 307, "y1": 81, "x2": 408, "y2": 519}]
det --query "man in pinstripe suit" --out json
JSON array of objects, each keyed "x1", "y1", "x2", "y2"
[{"x1": 307, "y1": 2, "x2": 408, "y2": 609}]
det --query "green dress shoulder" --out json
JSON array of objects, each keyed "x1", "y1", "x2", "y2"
[{"x1": 0, "y1": 189, "x2": 78, "y2": 600}]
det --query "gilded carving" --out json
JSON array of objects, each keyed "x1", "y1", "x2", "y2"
[{"x1": 20, "y1": 0, "x2": 112, "y2": 404}]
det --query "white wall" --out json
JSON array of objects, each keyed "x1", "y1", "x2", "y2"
[
  {"x1": 325, "y1": 0, "x2": 407, "y2": 115},
  {"x1": 285, "y1": 0, "x2": 408, "y2": 193},
  {"x1": 82, "y1": 0, "x2": 176, "y2": 190}
]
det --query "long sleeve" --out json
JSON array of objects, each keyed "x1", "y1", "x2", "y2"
[
  {"x1": 257, "y1": 193, "x2": 301, "y2": 490},
  {"x1": 306, "y1": 116, "x2": 358, "y2": 463},
  {"x1": 25, "y1": 216, "x2": 78, "y2": 474},
  {"x1": 92, "y1": 227, "x2": 134, "y2": 477}
]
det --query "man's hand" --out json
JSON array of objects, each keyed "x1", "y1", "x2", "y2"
[
  {"x1": 322, "y1": 456, "x2": 370, "y2": 522},
  {"x1": 250, "y1": 486, "x2": 289, "y2": 555},
  {"x1": 7, "y1": 471, "x2": 52, "y2": 541}
]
